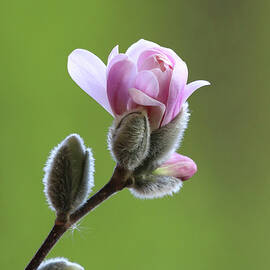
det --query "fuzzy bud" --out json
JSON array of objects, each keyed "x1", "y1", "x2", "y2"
[
  {"x1": 129, "y1": 173, "x2": 182, "y2": 199},
  {"x1": 108, "y1": 110, "x2": 150, "y2": 170},
  {"x1": 38, "y1": 257, "x2": 84, "y2": 270},
  {"x1": 135, "y1": 102, "x2": 190, "y2": 174},
  {"x1": 43, "y1": 134, "x2": 94, "y2": 222}
]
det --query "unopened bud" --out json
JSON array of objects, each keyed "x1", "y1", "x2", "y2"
[
  {"x1": 129, "y1": 173, "x2": 182, "y2": 199},
  {"x1": 38, "y1": 257, "x2": 84, "y2": 270},
  {"x1": 135, "y1": 102, "x2": 190, "y2": 174},
  {"x1": 108, "y1": 110, "x2": 150, "y2": 170},
  {"x1": 154, "y1": 152, "x2": 197, "y2": 181},
  {"x1": 43, "y1": 134, "x2": 94, "y2": 222}
]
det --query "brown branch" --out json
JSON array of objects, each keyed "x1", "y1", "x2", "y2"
[
  {"x1": 24, "y1": 224, "x2": 67, "y2": 270},
  {"x1": 25, "y1": 166, "x2": 131, "y2": 270}
]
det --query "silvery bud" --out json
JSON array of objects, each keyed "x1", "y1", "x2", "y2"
[
  {"x1": 129, "y1": 173, "x2": 183, "y2": 199},
  {"x1": 38, "y1": 257, "x2": 84, "y2": 270},
  {"x1": 135, "y1": 102, "x2": 190, "y2": 174},
  {"x1": 108, "y1": 110, "x2": 150, "y2": 170},
  {"x1": 43, "y1": 134, "x2": 94, "y2": 222}
]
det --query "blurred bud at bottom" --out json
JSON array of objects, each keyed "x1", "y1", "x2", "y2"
[{"x1": 38, "y1": 257, "x2": 84, "y2": 270}]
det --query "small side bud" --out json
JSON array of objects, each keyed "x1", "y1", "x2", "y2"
[
  {"x1": 129, "y1": 173, "x2": 182, "y2": 199},
  {"x1": 154, "y1": 152, "x2": 197, "y2": 181},
  {"x1": 108, "y1": 110, "x2": 150, "y2": 170},
  {"x1": 43, "y1": 134, "x2": 94, "y2": 222},
  {"x1": 135, "y1": 102, "x2": 190, "y2": 174},
  {"x1": 38, "y1": 257, "x2": 84, "y2": 270}
]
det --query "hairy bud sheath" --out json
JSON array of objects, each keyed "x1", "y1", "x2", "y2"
[
  {"x1": 38, "y1": 257, "x2": 84, "y2": 270},
  {"x1": 107, "y1": 103, "x2": 192, "y2": 199},
  {"x1": 108, "y1": 110, "x2": 150, "y2": 170},
  {"x1": 43, "y1": 134, "x2": 94, "y2": 222},
  {"x1": 127, "y1": 103, "x2": 190, "y2": 199},
  {"x1": 129, "y1": 174, "x2": 182, "y2": 199},
  {"x1": 135, "y1": 102, "x2": 190, "y2": 174}
]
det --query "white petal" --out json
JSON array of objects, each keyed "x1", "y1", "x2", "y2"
[{"x1": 68, "y1": 49, "x2": 113, "y2": 115}]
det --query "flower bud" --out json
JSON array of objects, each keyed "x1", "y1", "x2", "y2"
[
  {"x1": 154, "y1": 152, "x2": 197, "y2": 181},
  {"x1": 129, "y1": 152, "x2": 197, "y2": 199},
  {"x1": 135, "y1": 102, "x2": 190, "y2": 174},
  {"x1": 108, "y1": 110, "x2": 150, "y2": 170},
  {"x1": 43, "y1": 134, "x2": 94, "y2": 222},
  {"x1": 38, "y1": 257, "x2": 84, "y2": 270},
  {"x1": 129, "y1": 173, "x2": 182, "y2": 199}
]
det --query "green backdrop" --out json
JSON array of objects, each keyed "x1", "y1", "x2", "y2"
[{"x1": 1, "y1": 0, "x2": 269, "y2": 269}]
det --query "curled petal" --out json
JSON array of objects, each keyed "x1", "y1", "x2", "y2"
[
  {"x1": 128, "y1": 88, "x2": 166, "y2": 130},
  {"x1": 68, "y1": 49, "x2": 112, "y2": 115},
  {"x1": 138, "y1": 54, "x2": 160, "y2": 71},
  {"x1": 107, "y1": 45, "x2": 119, "y2": 65},
  {"x1": 154, "y1": 152, "x2": 197, "y2": 181},
  {"x1": 181, "y1": 80, "x2": 211, "y2": 106},
  {"x1": 162, "y1": 60, "x2": 188, "y2": 126},
  {"x1": 137, "y1": 49, "x2": 166, "y2": 71},
  {"x1": 134, "y1": 70, "x2": 159, "y2": 98},
  {"x1": 156, "y1": 46, "x2": 184, "y2": 66},
  {"x1": 107, "y1": 59, "x2": 137, "y2": 115},
  {"x1": 126, "y1": 39, "x2": 160, "y2": 63}
]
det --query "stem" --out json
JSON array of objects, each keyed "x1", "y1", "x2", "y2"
[
  {"x1": 25, "y1": 166, "x2": 131, "y2": 270},
  {"x1": 25, "y1": 224, "x2": 67, "y2": 270},
  {"x1": 69, "y1": 165, "x2": 131, "y2": 225}
]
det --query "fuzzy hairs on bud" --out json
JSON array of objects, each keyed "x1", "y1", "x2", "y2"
[
  {"x1": 135, "y1": 102, "x2": 190, "y2": 174},
  {"x1": 108, "y1": 110, "x2": 150, "y2": 170},
  {"x1": 129, "y1": 173, "x2": 183, "y2": 199},
  {"x1": 43, "y1": 134, "x2": 94, "y2": 222},
  {"x1": 38, "y1": 257, "x2": 84, "y2": 270}
]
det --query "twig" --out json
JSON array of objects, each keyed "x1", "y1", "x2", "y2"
[{"x1": 25, "y1": 166, "x2": 131, "y2": 270}]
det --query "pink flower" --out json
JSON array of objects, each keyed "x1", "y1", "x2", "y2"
[
  {"x1": 68, "y1": 39, "x2": 210, "y2": 129},
  {"x1": 68, "y1": 39, "x2": 210, "y2": 182}
]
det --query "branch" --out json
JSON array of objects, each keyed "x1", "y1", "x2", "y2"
[{"x1": 25, "y1": 166, "x2": 131, "y2": 270}]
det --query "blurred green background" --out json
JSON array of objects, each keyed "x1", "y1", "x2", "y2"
[{"x1": 1, "y1": 0, "x2": 269, "y2": 269}]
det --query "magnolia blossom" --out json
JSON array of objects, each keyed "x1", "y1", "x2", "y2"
[{"x1": 68, "y1": 39, "x2": 210, "y2": 181}]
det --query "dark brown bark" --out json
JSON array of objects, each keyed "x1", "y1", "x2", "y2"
[{"x1": 25, "y1": 224, "x2": 67, "y2": 270}]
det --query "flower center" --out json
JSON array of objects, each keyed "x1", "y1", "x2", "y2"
[{"x1": 155, "y1": 55, "x2": 173, "y2": 72}]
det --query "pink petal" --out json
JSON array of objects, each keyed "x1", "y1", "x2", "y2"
[
  {"x1": 134, "y1": 70, "x2": 159, "y2": 99},
  {"x1": 137, "y1": 49, "x2": 164, "y2": 71},
  {"x1": 151, "y1": 68, "x2": 172, "y2": 104},
  {"x1": 107, "y1": 45, "x2": 119, "y2": 65},
  {"x1": 126, "y1": 39, "x2": 160, "y2": 63},
  {"x1": 156, "y1": 152, "x2": 197, "y2": 181},
  {"x1": 128, "y1": 88, "x2": 166, "y2": 129},
  {"x1": 155, "y1": 47, "x2": 183, "y2": 66},
  {"x1": 68, "y1": 49, "x2": 112, "y2": 115},
  {"x1": 107, "y1": 59, "x2": 137, "y2": 116},
  {"x1": 106, "y1": 53, "x2": 128, "y2": 77},
  {"x1": 138, "y1": 54, "x2": 160, "y2": 71},
  {"x1": 161, "y1": 60, "x2": 188, "y2": 126},
  {"x1": 137, "y1": 49, "x2": 175, "y2": 73},
  {"x1": 181, "y1": 80, "x2": 211, "y2": 106}
]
